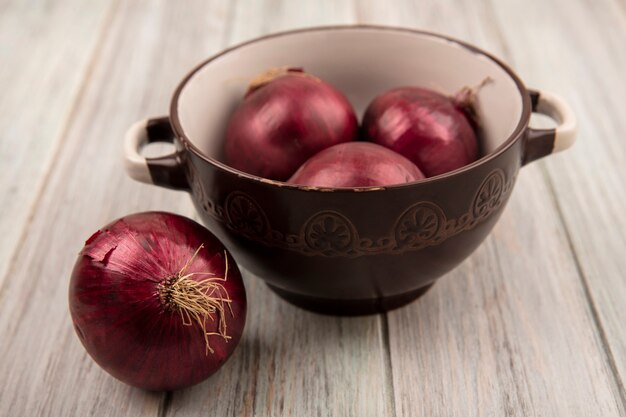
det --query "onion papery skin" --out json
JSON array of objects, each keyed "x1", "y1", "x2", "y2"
[
  {"x1": 287, "y1": 142, "x2": 425, "y2": 188},
  {"x1": 68, "y1": 212, "x2": 246, "y2": 391},
  {"x1": 362, "y1": 87, "x2": 478, "y2": 177},
  {"x1": 225, "y1": 70, "x2": 358, "y2": 181}
]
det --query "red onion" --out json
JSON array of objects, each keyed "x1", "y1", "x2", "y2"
[
  {"x1": 362, "y1": 86, "x2": 480, "y2": 177},
  {"x1": 288, "y1": 142, "x2": 424, "y2": 188},
  {"x1": 224, "y1": 68, "x2": 358, "y2": 181},
  {"x1": 68, "y1": 212, "x2": 246, "y2": 391}
]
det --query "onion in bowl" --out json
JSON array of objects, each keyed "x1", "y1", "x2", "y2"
[
  {"x1": 362, "y1": 86, "x2": 482, "y2": 177},
  {"x1": 224, "y1": 68, "x2": 358, "y2": 181},
  {"x1": 288, "y1": 142, "x2": 424, "y2": 188}
]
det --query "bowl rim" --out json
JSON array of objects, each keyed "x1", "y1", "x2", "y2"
[{"x1": 170, "y1": 24, "x2": 531, "y2": 192}]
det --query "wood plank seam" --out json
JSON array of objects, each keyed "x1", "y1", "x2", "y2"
[
  {"x1": 540, "y1": 164, "x2": 626, "y2": 409},
  {"x1": 0, "y1": 0, "x2": 122, "y2": 296},
  {"x1": 355, "y1": 6, "x2": 400, "y2": 415},
  {"x1": 4, "y1": 1, "x2": 621, "y2": 414},
  {"x1": 381, "y1": 313, "x2": 398, "y2": 417},
  {"x1": 158, "y1": 392, "x2": 173, "y2": 417},
  {"x1": 479, "y1": 0, "x2": 626, "y2": 408},
  {"x1": 154, "y1": 1, "x2": 242, "y2": 415},
  {"x1": 0, "y1": 2, "x2": 391, "y2": 416}
]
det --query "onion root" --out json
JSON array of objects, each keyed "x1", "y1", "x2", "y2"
[{"x1": 158, "y1": 244, "x2": 234, "y2": 355}]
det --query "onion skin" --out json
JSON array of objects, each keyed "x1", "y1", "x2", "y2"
[
  {"x1": 287, "y1": 142, "x2": 424, "y2": 188},
  {"x1": 362, "y1": 87, "x2": 478, "y2": 177},
  {"x1": 69, "y1": 212, "x2": 246, "y2": 391},
  {"x1": 225, "y1": 69, "x2": 358, "y2": 181}
]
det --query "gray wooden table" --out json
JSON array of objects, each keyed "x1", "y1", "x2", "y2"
[{"x1": 1, "y1": 0, "x2": 625, "y2": 416}]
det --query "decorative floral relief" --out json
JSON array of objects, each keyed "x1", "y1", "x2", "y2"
[
  {"x1": 225, "y1": 193, "x2": 269, "y2": 237},
  {"x1": 188, "y1": 166, "x2": 514, "y2": 257},
  {"x1": 394, "y1": 202, "x2": 445, "y2": 249},
  {"x1": 472, "y1": 170, "x2": 505, "y2": 217},
  {"x1": 303, "y1": 212, "x2": 356, "y2": 255}
]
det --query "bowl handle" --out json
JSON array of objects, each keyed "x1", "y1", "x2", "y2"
[
  {"x1": 523, "y1": 89, "x2": 577, "y2": 165},
  {"x1": 123, "y1": 116, "x2": 190, "y2": 191}
]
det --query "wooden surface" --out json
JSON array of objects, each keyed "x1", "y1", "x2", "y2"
[{"x1": 0, "y1": 0, "x2": 624, "y2": 416}]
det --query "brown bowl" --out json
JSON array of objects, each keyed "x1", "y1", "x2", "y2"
[{"x1": 124, "y1": 26, "x2": 576, "y2": 315}]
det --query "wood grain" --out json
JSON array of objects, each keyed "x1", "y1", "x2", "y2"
[
  {"x1": 0, "y1": 1, "x2": 233, "y2": 415},
  {"x1": 485, "y1": 0, "x2": 626, "y2": 400},
  {"x1": 168, "y1": 278, "x2": 393, "y2": 417},
  {"x1": 386, "y1": 173, "x2": 623, "y2": 417},
  {"x1": 0, "y1": 1, "x2": 393, "y2": 416},
  {"x1": 226, "y1": 0, "x2": 356, "y2": 41},
  {"x1": 165, "y1": 3, "x2": 394, "y2": 416},
  {"x1": 0, "y1": 0, "x2": 111, "y2": 288},
  {"x1": 1, "y1": 0, "x2": 624, "y2": 415},
  {"x1": 356, "y1": 0, "x2": 625, "y2": 415}
]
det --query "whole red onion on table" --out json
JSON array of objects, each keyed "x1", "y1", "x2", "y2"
[
  {"x1": 288, "y1": 142, "x2": 424, "y2": 188},
  {"x1": 68, "y1": 212, "x2": 246, "y2": 391},
  {"x1": 224, "y1": 68, "x2": 358, "y2": 181},
  {"x1": 362, "y1": 86, "x2": 480, "y2": 177}
]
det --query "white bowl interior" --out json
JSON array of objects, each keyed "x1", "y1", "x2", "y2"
[{"x1": 177, "y1": 28, "x2": 524, "y2": 166}]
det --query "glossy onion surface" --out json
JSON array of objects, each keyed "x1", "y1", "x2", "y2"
[
  {"x1": 362, "y1": 87, "x2": 478, "y2": 177},
  {"x1": 225, "y1": 70, "x2": 358, "y2": 181},
  {"x1": 69, "y1": 212, "x2": 246, "y2": 391},
  {"x1": 288, "y1": 142, "x2": 424, "y2": 188}
]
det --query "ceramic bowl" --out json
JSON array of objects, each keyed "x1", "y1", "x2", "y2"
[{"x1": 124, "y1": 26, "x2": 576, "y2": 315}]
